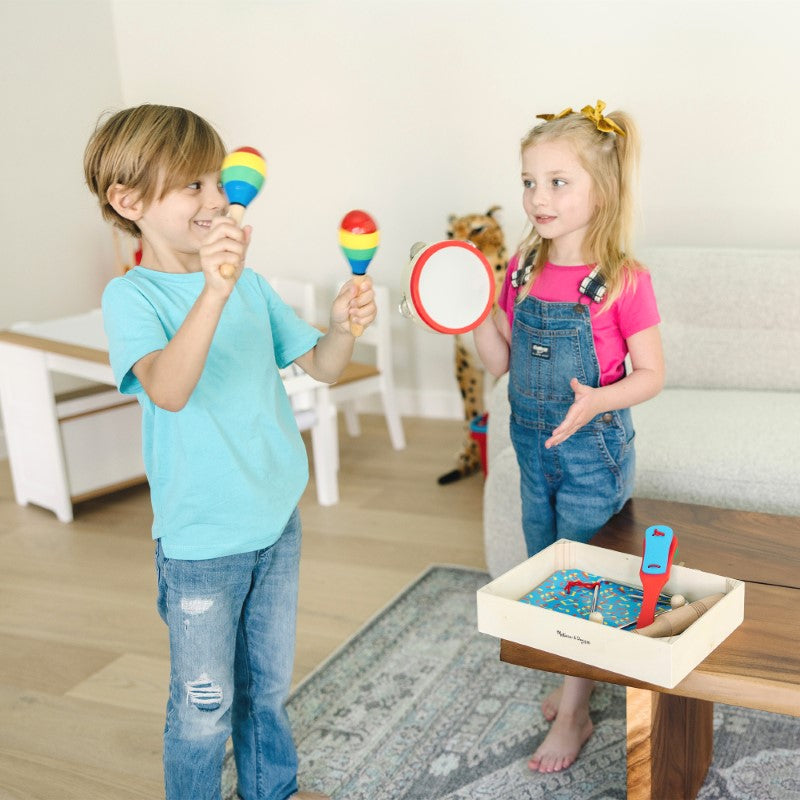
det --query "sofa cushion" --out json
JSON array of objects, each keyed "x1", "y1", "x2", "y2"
[
  {"x1": 483, "y1": 446, "x2": 527, "y2": 578},
  {"x1": 640, "y1": 247, "x2": 800, "y2": 391},
  {"x1": 632, "y1": 387, "x2": 800, "y2": 516},
  {"x1": 487, "y1": 374, "x2": 511, "y2": 467}
]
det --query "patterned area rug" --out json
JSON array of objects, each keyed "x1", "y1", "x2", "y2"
[{"x1": 223, "y1": 566, "x2": 800, "y2": 800}]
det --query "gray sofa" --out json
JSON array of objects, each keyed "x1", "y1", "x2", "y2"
[{"x1": 483, "y1": 247, "x2": 800, "y2": 578}]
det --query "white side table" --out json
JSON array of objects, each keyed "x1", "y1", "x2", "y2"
[{"x1": 0, "y1": 309, "x2": 339, "y2": 521}]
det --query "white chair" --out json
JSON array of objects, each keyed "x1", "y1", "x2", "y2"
[
  {"x1": 268, "y1": 276, "x2": 339, "y2": 506},
  {"x1": 329, "y1": 283, "x2": 405, "y2": 451}
]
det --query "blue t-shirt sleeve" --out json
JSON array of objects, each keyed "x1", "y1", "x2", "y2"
[
  {"x1": 255, "y1": 274, "x2": 323, "y2": 368},
  {"x1": 101, "y1": 277, "x2": 167, "y2": 395}
]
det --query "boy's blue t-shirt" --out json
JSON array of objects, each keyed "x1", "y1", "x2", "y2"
[{"x1": 101, "y1": 266, "x2": 322, "y2": 560}]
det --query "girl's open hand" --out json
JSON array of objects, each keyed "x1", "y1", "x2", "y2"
[
  {"x1": 545, "y1": 378, "x2": 601, "y2": 448},
  {"x1": 331, "y1": 277, "x2": 377, "y2": 335}
]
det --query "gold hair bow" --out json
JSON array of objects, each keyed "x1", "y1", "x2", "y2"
[
  {"x1": 580, "y1": 100, "x2": 625, "y2": 136},
  {"x1": 536, "y1": 107, "x2": 573, "y2": 122}
]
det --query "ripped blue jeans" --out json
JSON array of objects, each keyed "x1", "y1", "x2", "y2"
[{"x1": 156, "y1": 508, "x2": 301, "y2": 800}]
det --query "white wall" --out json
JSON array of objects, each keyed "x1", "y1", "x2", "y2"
[
  {"x1": 0, "y1": 0, "x2": 124, "y2": 456},
  {"x1": 0, "y1": 0, "x2": 123, "y2": 327},
  {"x1": 2, "y1": 0, "x2": 799, "y2": 422},
  {"x1": 109, "y1": 0, "x2": 800, "y2": 415}
]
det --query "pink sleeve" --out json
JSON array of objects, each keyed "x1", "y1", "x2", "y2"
[
  {"x1": 497, "y1": 254, "x2": 519, "y2": 328},
  {"x1": 617, "y1": 269, "x2": 661, "y2": 339}
]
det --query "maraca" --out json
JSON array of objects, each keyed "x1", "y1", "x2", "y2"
[
  {"x1": 219, "y1": 147, "x2": 267, "y2": 278},
  {"x1": 339, "y1": 209, "x2": 379, "y2": 336}
]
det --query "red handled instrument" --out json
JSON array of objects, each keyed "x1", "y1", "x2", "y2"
[{"x1": 636, "y1": 525, "x2": 678, "y2": 629}]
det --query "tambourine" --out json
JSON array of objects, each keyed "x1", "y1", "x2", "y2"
[{"x1": 398, "y1": 240, "x2": 495, "y2": 334}]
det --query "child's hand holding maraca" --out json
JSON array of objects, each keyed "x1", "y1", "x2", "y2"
[
  {"x1": 219, "y1": 146, "x2": 266, "y2": 280},
  {"x1": 339, "y1": 210, "x2": 379, "y2": 336},
  {"x1": 330, "y1": 276, "x2": 377, "y2": 336},
  {"x1": 200, "y1": 216, "x2": 252, "y2": 291}
]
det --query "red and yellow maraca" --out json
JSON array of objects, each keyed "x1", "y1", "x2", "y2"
[
  {"x1": 338, "y1": 209, "x2": 378, "y2": 337},
  {"x1": 219, "y1": 146, "x2": 267, "y2": 279}
]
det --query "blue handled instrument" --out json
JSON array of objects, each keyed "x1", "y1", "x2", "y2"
[{"x1": 636, "y1": 525, "x2": 678, "y2": 629}]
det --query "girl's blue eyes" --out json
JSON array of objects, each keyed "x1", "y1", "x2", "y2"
[{"x1": 523, "y1": 179, "x2": 567, "y2": 189}]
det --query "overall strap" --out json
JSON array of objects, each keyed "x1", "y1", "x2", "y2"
[{"x1": 510, "y1": 254, "x2": 607, "y2": 306}]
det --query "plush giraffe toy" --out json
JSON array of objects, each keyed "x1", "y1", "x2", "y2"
[{"x1": 438, "y1": 206, "x2": 508, "y2": 485}]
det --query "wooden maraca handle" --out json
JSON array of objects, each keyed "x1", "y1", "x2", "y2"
[
  {"x1": 219, "y1": 204, "x2": 246, "y2": 279},
  {"x1": 634, "y1": 592, "x2": 724, "y2": 638},
  {"x1": 350, "y1": 274, "x2": 366, "y2": 337}
]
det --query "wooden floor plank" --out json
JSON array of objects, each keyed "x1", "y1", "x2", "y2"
[
  {"x1": 66, "y1": 653, "x2": 169, "y2": 715},
  {"x1": 0, "y1": 633, "x2": 116, "y2": 696},
  {"x1": 0, "y1": 685, "x2": 163, "y2": 798}
]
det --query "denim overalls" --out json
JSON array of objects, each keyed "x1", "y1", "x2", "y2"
[{"x1": 509, "y1": 293, "x2": 635, "y2": 558}]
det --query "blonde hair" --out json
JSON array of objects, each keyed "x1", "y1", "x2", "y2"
[
  {"x1": 84, "y1": 104, "x2": 226, "y2": 237},
  {"x1": 517, "y1": 107, "x2": 641, "y2": 309}
]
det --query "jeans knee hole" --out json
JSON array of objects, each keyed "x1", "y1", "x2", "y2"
[{"x1": 186, "y1": 674, "x2": 223, "y2": 712}]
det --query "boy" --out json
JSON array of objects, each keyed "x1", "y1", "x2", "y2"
[{"x1": 85, "y1": 104, "x2": 374, "y2": 800}]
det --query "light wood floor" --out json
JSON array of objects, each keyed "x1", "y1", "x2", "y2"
[{"x1": 0, "y1": 415, "x2": 488, "y2": 800}]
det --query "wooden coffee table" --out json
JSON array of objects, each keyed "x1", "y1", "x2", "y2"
[{"x1": 499, "y1": 497, "x2": 800, "y2": 800}]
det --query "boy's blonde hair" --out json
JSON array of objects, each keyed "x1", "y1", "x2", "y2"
[
  {"x1": 84, "y1": 104, "x2": 226, "y2": 237},
  {"x1": 517, "y1": 106, "x2": 641, "y2": 309}
]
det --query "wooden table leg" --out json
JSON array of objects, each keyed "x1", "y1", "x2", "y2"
[{"x1": 626, "y1": 686, "x2": 713, "y2": 800}]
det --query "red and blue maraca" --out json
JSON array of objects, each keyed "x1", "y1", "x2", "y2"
[{"x1": 338, "y1": 209, "x2": 379, "y2": 336}]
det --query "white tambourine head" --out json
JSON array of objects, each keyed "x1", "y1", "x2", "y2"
[{"x1": 404, "y1": 240, "x2": 495, "y2": 334}]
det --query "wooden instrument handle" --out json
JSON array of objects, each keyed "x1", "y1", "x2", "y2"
[
  {"x1": 219, "y1": 204, "x2": 246, "y2": 279},
  {"x1": 634, "y1": 592, "x2": 725, "y2": 638},
  {"x1": 350, "y1": 274, "x2": 366, "y2": 337}
]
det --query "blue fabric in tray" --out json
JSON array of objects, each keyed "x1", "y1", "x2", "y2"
[{"x1": 519, "y1": 569, "x2": 672, "y2": 627}]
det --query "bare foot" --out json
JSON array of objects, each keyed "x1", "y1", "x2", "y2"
[
  {"x1": 540, "y1": 685, "x2": 562, "y2": 721},
  {"x1": 528, "y1": 711, "x2": 593, "y2": 773}
]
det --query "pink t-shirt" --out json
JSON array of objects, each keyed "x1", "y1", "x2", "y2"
[{"x1": 498, "y1": 254, "x2": 660, "y2": 386}]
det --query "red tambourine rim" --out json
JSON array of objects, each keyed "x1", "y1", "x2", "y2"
[{"x1": 408, "y1": 240, "x2": 495, "y2": 334}]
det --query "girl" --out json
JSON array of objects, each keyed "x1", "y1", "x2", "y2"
[{"x1": 473, "y1": 101, "x2": 664, "y2": 773}]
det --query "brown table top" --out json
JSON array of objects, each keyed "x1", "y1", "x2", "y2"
[
  {"x1": 0, "y1": 329, "x2": 110, "y2": 365},
  {"x1": 501, "y1": 497, "x2": 800, "y2": 716},
  {"x1": 594, "y1": 497, "x2": 800, "y2": 590}
]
